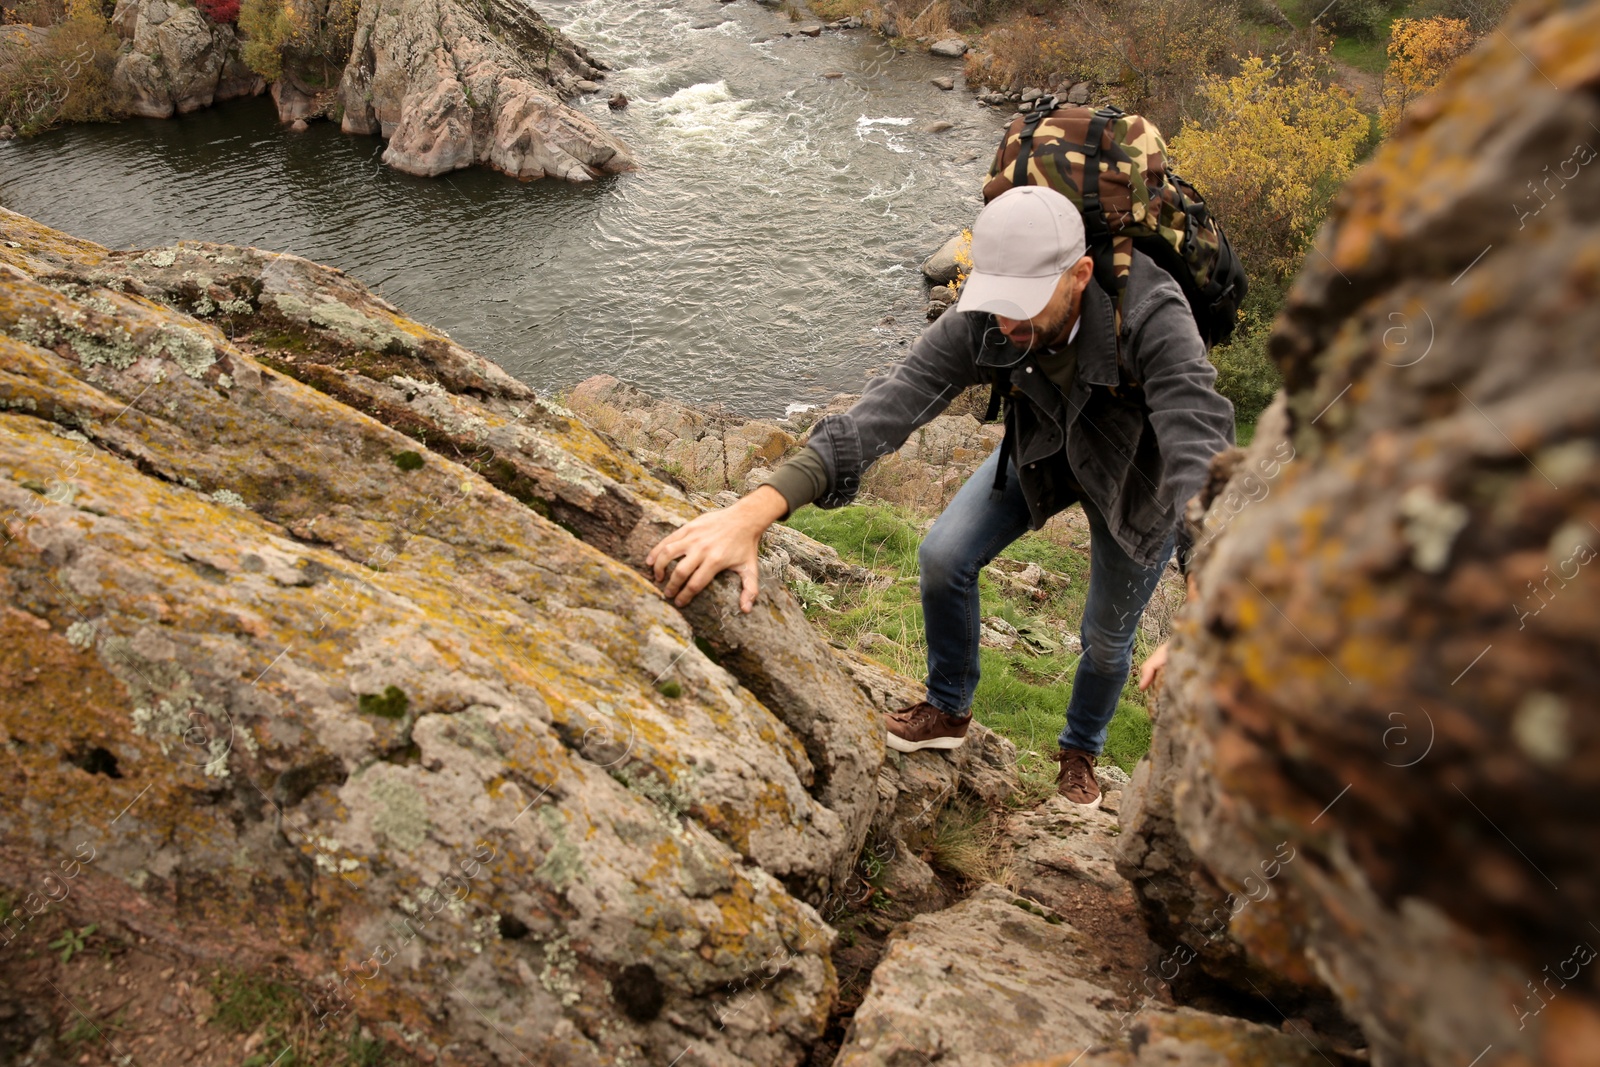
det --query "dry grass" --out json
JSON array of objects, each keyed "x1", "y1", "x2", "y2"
[
  {"x1": 964, "y1": 12, "x2": 1069, "y2": 90},
  {"x1": 896, "y1": 0, "x2": 957, "y2": 39},
  {"x1": 808, "y1": 0, "x2": 874, "y2": 18},
  {"x1": 920, "y1": 797, "x2": 1012, "y2": 885},
  {"x1": 0, "y1": 15, "x2": 121, "y2": 134}
]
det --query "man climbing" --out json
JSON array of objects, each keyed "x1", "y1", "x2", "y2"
[{"x1": 646, "y1": 185, "x2": 1235, "y2": 809}]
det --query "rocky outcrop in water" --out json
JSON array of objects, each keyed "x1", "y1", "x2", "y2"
[
  {"x1": 335, "y1": 0, "x2": 632, "y2": 180},
  {"x1": 1115, "y1": 0, "x2": 1600, "y2": 1064},
  {"x1": 102, "y1": 0, "x2": 627, "y2": 182},
  {"x1": 108, "y1": 0, "x2": 263, "y2": 118}
]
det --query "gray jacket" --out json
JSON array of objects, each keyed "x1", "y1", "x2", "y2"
[{"x1": 803, "y1": 252, "x2": 1236, "y2": 568}]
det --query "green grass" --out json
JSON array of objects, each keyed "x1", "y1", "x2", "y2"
[
  {"x1": 1329, "y1": 27, "x2": 1394, "y2": 73},
  {"x1": 211, "y1": 970, "x2": 302, "y2": 1036},
  {"x1": 207, "y1": 969, "x2": 410, "y2": 1066},
  {"x1": 1272, "y1": 0, "x2": 1414, "y2": 74},
  {"x1": 784, "y1": 502, "x2": 1160, "y2": 777}
]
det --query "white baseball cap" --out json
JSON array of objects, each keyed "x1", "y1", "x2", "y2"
[{"x1": 955, "y1": 185, "x2": 1088, "y2": 320}]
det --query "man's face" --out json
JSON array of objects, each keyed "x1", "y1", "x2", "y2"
[{"x1": 992, "y1": 256, "x2": 1095, "y2": 350}]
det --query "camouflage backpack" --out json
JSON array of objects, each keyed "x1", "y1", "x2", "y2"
[{"x1": 983, "y1": 99, "x2": 1248, "y2": 348}]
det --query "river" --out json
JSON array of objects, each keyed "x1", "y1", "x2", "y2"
[{"x1": 0, "y1": 0, "x2": 1005, "y2": 416}]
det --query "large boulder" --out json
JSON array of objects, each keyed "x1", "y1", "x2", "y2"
[
  {"x1": 336, "y1": 0, "x2": 632, "y2": 181},
  {"x1": 838, "y1": 884, "x2": 1329, "y2": 1067},
  {"x1": 921, "y1": 230, "x2": 968, "y2": 285},
  {"x1": 1116, "y1": 1, "x2": 1600, "y2": 1064},
  {"x1": 108, "y1": 0, "x2": 263, "y2": 118},
  {"x1": 0, "y1": 207, "x2": 886, "y2": 1064}
]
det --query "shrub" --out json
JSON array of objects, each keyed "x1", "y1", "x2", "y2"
[
  {"x1": 237, "y1": 0, "x2": 293, "y2": 80},
  {"x1": 963, "y1": 0, "x2": 1237, "y2": 131},
  {"x1": 0, "y1": 11, "x2": 120, "y2": 134},
  {"x1": 1411, "y1": 0, "x2": 1509, "y2": 34},
  {"x1": 1379, "y1": 16, "x2": 1476, "y2": 131},
  {"x1": 1208, "y1": 314, "x2": 1281, "y2": 423},
  {"x1": 1319, "y1": 0, "x2": 1387, "y2": 40},
  {"x1": 197, "y1": 0, "x2": 240, "y2": 22},
  {"x1": 1168, "y1": 53, "x2": 1369, "y2": 291}
]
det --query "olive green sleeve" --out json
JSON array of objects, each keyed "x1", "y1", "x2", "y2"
[{"x1": 760, "y1": 446, "x2": 829, "y2": 518}]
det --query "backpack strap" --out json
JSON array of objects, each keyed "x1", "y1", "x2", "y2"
[
  {"x1": 990, "y1": 396, "x2": 1012, "y2": 500},
  {"x1": 981, "y1": 371, "x2": 1011, "y2": 498},
  {"x1": 1078, "y1": 105, "x2": 1123, "y2": 298},
  {"x1": 1008, "y1": 94, "x2": 1058, "y2": 188}
]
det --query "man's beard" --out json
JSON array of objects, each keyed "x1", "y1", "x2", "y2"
[{"x1": 1023, "y1": 287, "x2": 1082, "y2": 351}]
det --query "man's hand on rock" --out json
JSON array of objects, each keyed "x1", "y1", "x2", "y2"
[
  {"x1": 1138, "y1": 641, "x2": 1169, "y2": 691},
  {"x1": 646, "y1": 485, "x2": 790, "y2": 613}
]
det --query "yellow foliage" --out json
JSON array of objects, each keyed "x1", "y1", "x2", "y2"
[
  {"x1": 62, "y1": 0, "x2": 103, "y2": 25},
  {"x1": 1380, "y1": 16, "x2": 1477, "y2": 132},
  {"x1": 1168, "y1": 54, "x2": 1370, "y2": 286},
  {"x1": 237, "y1": 0, "x2": 360, "y2": 85},
  {"x1": 952, "y1": 228, "x2": 973, "y2": 295},
  {"x1": 238, "y1": 0, "x2": 296, "y2": 80},
  {"x1": 0, "y1": 12, "x2": 119, "y2": 132}
]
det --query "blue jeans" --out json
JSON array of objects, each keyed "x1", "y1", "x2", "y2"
[{"x1": 918, "y1": 447, "x2": 1174, "y2": 755}]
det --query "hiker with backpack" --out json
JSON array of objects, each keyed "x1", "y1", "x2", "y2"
[{"x1": 647, "y1": 104, "x2": 1239, "y2": 810}]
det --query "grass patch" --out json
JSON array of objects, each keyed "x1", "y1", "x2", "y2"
[
  {"x1": 207, "y1": 969, "x2": 414, "y2": 1066},
  {"x1": 784, "y1": 499, "x2": 1168, "y2": 776},
  {"x1": 808, "y1": 0, "x2": 870, "y2": 17},
  {"x1": 1329, "y1": 26, "x2": 1395, "y2": 73},
  {"x1": 357, "y1": 685, "x2": 409, "y2": 719},
  {"x1": 211, "y1": 970, "x2": 301, "y2": 1035}
]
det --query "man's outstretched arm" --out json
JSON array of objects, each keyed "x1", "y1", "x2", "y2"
[{"x1": 645, "y1": 311, "x2": 987, "y2": 609}]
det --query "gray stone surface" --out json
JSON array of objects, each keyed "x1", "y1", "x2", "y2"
[
  {"x1": 109, "y1": 0, "x2": 262, "y2": 118},
  {"x1": 921, "y1": 230, "x2": 967, "y2": 285},
  {"x1": 835, "y1": 884, "x2": 1113, "y2": 1067},
  {"x1": 0, "y1": 210, "x2": 881, "y2": 1064}
]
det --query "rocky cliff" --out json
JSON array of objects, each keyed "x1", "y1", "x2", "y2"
[
  {"x1": 334, "y1": 0, "x2": 629, "y2": 179},
  {"x1": 1115, "y1": 0, "x2": 1600, "y2": 1064},
  {"x1": 0, "y1": 206, "x2": 890, "y2": 1063},
  {"x1": 108, "y1": 0, "x2": 263, "y2": 118},
  {"x1": 104, "y1": 0, "x2": 629, "y2": 181}
]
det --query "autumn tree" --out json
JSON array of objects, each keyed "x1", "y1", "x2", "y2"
[
  {"x1": 238, "y1": 0, "x2": 359, "y2": 85},
  {"x1": 1168, "y1": 54, "x2": 1370, "y2": 290},
  {"x1": 1380, "y1": 16, "x2": 1477, "y2": 132}
]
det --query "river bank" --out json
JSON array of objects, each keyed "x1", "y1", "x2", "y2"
[{"x1": 0, "y1": 0, "x2": 1006, "y2": 418}]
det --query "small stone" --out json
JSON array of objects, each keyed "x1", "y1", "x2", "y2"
[
  {"x1": 1067, "y1": 82, "x2": 1091, "y2": 104},
  {"x1": 798, "y1": 24, "x2": 823, "y2": 36},
  {"x1": 930, "y1": 76, "x2": 955, "y2": 91},
  {"x1": 1017, "y1": 102, "x2": 1032, "y2": 113},
  {"x1": 0, "y1": 124, "x2": 14, "y2": 139},
  {"x1": 608, "y1": 92, "x2": 629, "y2": 110},
  {"x1": 289, "y1": 118, "x2": 309, "y2": 132},
  {"x1": 575, "y1": 79, "x2": 600, "y2": 92},
  {"x1": 929, "y1": 37, "x2": 968, "y2": 57},
  {"x1": 924, "y1": 120, "x2": 954, "y2": 133},
  {"x1": 926, "y1": 301, "x2": 951, "y2": 321},
  {"x1": 822, "y1": 70, "x2": 845, "y2": 78},
  {"x1": 929, "y1": 286, "x2": 955, "y2": 303},
  {"x1": 1021, "y1": 87, "x2": 1042, "y2": 102}
]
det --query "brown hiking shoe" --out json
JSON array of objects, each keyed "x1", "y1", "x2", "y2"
[
  {"x1": 1055, "y1": 747, "x2": 1102, "y2": 809},
  {"x1": 885, "y1": 701, "x2": 971, "y2": 753}
]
